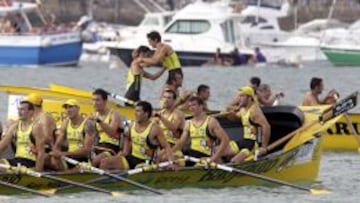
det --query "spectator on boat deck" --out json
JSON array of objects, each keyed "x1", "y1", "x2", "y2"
[
  {"x1": 257, "y1": 84, "x2": 284, "y2": 106},
  {"x1": 226, "y1": 86, "x2": 271, "y2": 163},
  {"x1": 49, "y1": 99, "x2": 95, "y2": 171},
  {"x1": 89, "y1": 89, "x2": 124, "y2": 168},
  {"x1": 0, "y1": 100, "x2": 46, "y2": 172},
  {"x1": 13, "y1": 13, "x2": 28, "y2": 34},
  {"x1": 172, "y1": 96, "x2": 230, "y2": 165},
  {"x1": 302, "y1": 77, "x2": 338, "y2": 106},
  {"x1": 98, "y1": 101, "x2": 174, "y2": 170},
  {"x1": 209, "y1": 48, "x2": 224, "y2": 65},
  {"x1": 231, "y1": 47, "x2": 247, "y2": 66},
  {"x1": 254, "y1": 47, "x2": 267, "y2": 63}
]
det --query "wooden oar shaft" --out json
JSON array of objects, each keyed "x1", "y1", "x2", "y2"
[{"x1": 0, "y1": 180, "x2": 51, "y2": 197}]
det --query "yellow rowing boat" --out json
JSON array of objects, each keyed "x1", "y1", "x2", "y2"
[{"x1": 1, "y1": 84, "x2": 359, "y2": 152}]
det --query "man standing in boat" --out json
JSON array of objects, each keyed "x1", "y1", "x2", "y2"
[
  {"x1": 99, "y1": 101, "x2": 174, "y2": 170},
  {"x1": 154, "y1": 89, "x2": 185, "y2": 162},
  {"x1": 90, "y1": 89, "x2": 124, "y2": 168},
  {"x1": 0, "y1": 99, "x2": 46, "y2": 171},
  {"x1": 49, "y1": 99, "x2": 96, "y2": 171},
  {"x1": 140, "y1": 31, "x2": 183, "y2": 83},
  {"x1": 172, "y1": 96, "x2": 230, "y2": 165},
  {"x1": 124, "y1": 45, "x2": 166, "y2": 104},
  {"x1": 302, "y1": 77, "x2": 338, "y2": 106},
  {"x1": 226, "y1": 86, "x2": 271, "y2": 163}
]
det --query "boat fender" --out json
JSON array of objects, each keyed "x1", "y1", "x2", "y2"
[{"x1": 41, "y1": 37, "x2": 52, "y2": 47}]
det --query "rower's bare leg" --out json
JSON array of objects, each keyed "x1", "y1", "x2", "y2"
[
  {"x1": 99, "y1": 155, "x2": 124, "y2": 170},
  {"x1": 91, "y1": 152, "x2": 110, "y2": 167},
  {"x1": 230, "y1": 152, "x2": 248, "y2": 164}
]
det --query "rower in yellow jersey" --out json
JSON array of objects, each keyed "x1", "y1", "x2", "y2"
[
  {"x1": 124, "y1": 45, "x2": 165, "y2": 104},
  {"x1": 49, "y1": 99, "x2": 96, "y2": 171},
  {"x1": 226, "y1": 86, "x2": 271, "y2": 163},
  {"x1": 140, "y1": 31, "x2": 183, "y2": 84},
  {"x1": 172, "y1": 96, "x2": 229, "y2": 165},
  {"x1": 154, "y1": 89, "x2": 185, "y2": 161},
  {"x1": 90, "y1": 89, "x2": 124, "y2": 167},
  {"x1": 99, "y1": 101, "x2": 174, "y2": 170},
  {"x1": 0, "y1": 100, "x2": 46, "y2": 171}
]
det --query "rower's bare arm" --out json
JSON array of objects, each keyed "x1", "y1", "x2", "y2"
[
  {"x1": 143, "y1": 67, "x2": 166, "y2": 80},
  {"x1": 159, "y1": 110, "x2": 184, "y2": 134},
  {"x1": 209, "y1": 117, "x2": 229, "y2": 162},
  {"x1": 172, "y1": 121, "x2": 189, "y2": 152},
  {"x1": 121, "y1": 124, "x2": 132, "y2": 156},
  {"x1": 34, "y1": 126, "x2": 46, "y2": 172},
  {"x1": 252, "y1": 108, "x2": 271, "y2": 147},
  {"x1": 98, "y1": 111, "x2": 122, "y2": 139},
  {"x1": 0, "y1": 123, "x2": 16, "y2": 152},
  {"x1": 53, "y1": 119, "x2": 67, "y2": 151},
  {"x1": 65, "y1": 120, "x2": 95, "y2": 158},
  {"x1": 41, "y1": 113, "x2": 56, "y2": 146},
  {"x1": 152, "y1": 124, "x2": 173, "y2": 161},
  {"x1": 142, "y1": 46, "x2": 167, "y2": 65}
]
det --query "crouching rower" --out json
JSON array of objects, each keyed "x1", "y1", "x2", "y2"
[
  {"x1": 49, "y1": 99, "x2": 96, "y2": 171},
  {"x1": 0, "y1": 99, "x2": 46, "y2": 171},
  {"x1": 99, "y1": 101, "x2": 174, "y2": 170},
  {"x1": 172, "y1": 96, "x2": 230, "y2": 165}
]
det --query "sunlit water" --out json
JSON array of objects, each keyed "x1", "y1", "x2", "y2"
[{"x1": 0, "y1": 60, "x2": 359, "y2": 202}]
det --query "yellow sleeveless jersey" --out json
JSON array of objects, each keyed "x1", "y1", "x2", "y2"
[
  {"x1": 241, "y1": 106, "x2": 257, "y2": 141},
  {"x1": 96, "y1": 110, "x2": 119, "y2": 146},
  {"x1": 189, "y1": 116, "x2": 214, "y2": 156},
  {"x1": 126, "y1": 68, "x2": 142, "y2": 90},
  {"x1": 130, "y1": 121, "x2": 154, "y2": 160},
  {"x1": 162, "y1": 52, "x2": 181, "y2": 71},
  {"x1": 159, "y1": 110, "x2": 176, "y2": 144},
  {"x1": 14, "y1": 121, "x2": 36, "y2": 161},
  {"x1": 66, "y1": 119, "x2": 86, "y2": 153}
]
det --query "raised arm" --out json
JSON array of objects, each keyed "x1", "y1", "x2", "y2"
[{"x1": 141, "y1": 46, "x2": 168, "y2": 65}]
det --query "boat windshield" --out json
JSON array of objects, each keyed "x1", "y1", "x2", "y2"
[
  {"x1": 221, "y1": 19, "x2": 235, "y2": 43},
  {"x1": 165, "y1": 20, "x2": 210, "y2": 34},
  {"x1": 241, "y1": 15, "x2": 267, "y2": 24},
  {"x1": 141, "y1": 16, "x2": 160, "y2": 27}
]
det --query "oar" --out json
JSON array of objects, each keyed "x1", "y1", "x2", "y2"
[
  {"x1": 63, "y1": 157, "x2": 163, "y2": 195},
  {"x1": 103, "y1": 89, "x2": 135, "y2": 106},
  {"x1": 184, "y1": 156, "x2": 330, "y2": 195},
  {"x1": 265, "y1": 91, "x2": 358, "y2": 154},
  {"x1": 343, "y1": 113, "x2": 360, "y2": 152},
  {"x1": 0, "y1": 179, "x2": 52, "y2": 197},
  {"x1": 55, "y1": 159, "x2": 175, "y2": 192},
  {"x1": 0, "y1": 164, "x2": 121, "y2": 196}
]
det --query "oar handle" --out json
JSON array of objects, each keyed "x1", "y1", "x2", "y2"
[{"x1": 63, "y1": 157, "x2": 105, "y2": 175}]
